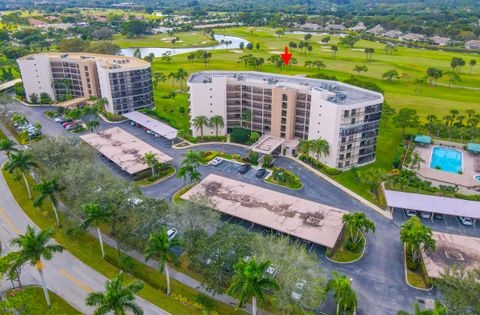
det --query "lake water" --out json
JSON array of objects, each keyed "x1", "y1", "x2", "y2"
[{"x1": 120, "y1": 34, "x2": 249, "y2": 57}]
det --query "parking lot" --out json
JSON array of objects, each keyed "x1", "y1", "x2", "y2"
[{"x1": 208, "y1": 158, "x2": 270, "y2": 181}]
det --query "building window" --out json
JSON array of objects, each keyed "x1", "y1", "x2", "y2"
[
  {"x1": 347, "y1": 144, "x2": 352, "y2": 150},
  {"x1": 351, "y1": 118, "x2": 356, "y2": 124},
  {"x1": 338, "y1": 163, "x2": 343, "y2": 168},
  {"x1": 346, "y1": 153, "x2": 351, "y2": 158},
  {"x1": 344, "y1": 110, "x2": 349, "y2": 117}
]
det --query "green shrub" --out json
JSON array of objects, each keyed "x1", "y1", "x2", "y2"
[
  {"x1": 343, "y1": 76, "x2": 384, "y2": 94},
  {"x1": 307, "y1": 72, "x2": 338, "y2": 81},
  {"x1": 230, "y1": 128, "x2": 251, "y2": 144},
  {"x1": 262, "y1": 154, "x2": 274, "y2": 168},
  {"x1": 345, "y1": 239, "x2": 361, "y2": 252},
  {"x1": 198, "y1": 136, "x2": 227, "y2": 143},
  {"x1": 118, "y1": 255, "x2": 135, "y2": 273},
  {"x1": 299, "y1": 154, "x2": 342, "y2": 175},
  {"x1": 248, "y1": 150, "x2": 260, "y2": 165}
]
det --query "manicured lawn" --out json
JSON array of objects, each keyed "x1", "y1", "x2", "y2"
[
  {"x1": 0, "y1": 127, "x2": 7, "y2": 139},
  {"x1": 173, "y1": 183, "x2": 195, "y2": 204},
  {"x1": 1, "y1": 169, "x2": 246, "y2": 315},
  {"x1": 135, "y1": 166, "x2": 175, "y2": 186},
  {"x1": 404, "y1": 248, "x2": 431, "y2": 289},
  {"x1": 17, "y1": 287, "x2": 83, "y2": 314},
  {"x1": 326, "y1": 229, "x2": 365, "y2": 263},
  {"x1": 264, "y1": 173, "x2": 303, "y2": 190},
  {"x1": 113, "y1": 32, "x2": 218, "y2": 48}
]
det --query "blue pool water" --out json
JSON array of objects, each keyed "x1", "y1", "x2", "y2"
[
  {"x1": 475, "y1": 175, "x2": 480, "y2": 182},
  {"x1": 430, "y1": 147, "x2": 463, "y2": 173}
]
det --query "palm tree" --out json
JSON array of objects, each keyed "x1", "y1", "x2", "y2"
[
  {"x1": 410, "y1": 152, "x2": 425, "y2": 170},
  {"x1": 227, "y1": 257, "x2": 278, "y2": 315},
  {"x1": 298, "y1": 139, "x2": 312, "y2": 155},
  {"x1": 0, "y1": 138, "x2": 17, "y2": 160},
  {"x1": 192, "y1": 115, "x2": 209, "y2": 139},
  {"x1": 11, "y1": 225, "x2": 64, "y2": 307},
  {"x1": 177, "y1": 150, "x2": 203, "y2": 183},
  {"x1": 342, "y1": 212, "x2": 376, "y2": 244},
  {"x1": 80, "y1": 203, "x2": 111, "y2": 259},
  {"x1": 168, "y1": 71, "x2": 178, "y2": 88},
  {"x1": 331, "y1": 45, "x2": 338, "y2": 57},
  {"x1": 310, "y1": 138, "x2": 330, "y2": 161},
  {"x1": 86, "y1": 119, "x2": 100, "y2": 132},
  {"x1": 326, "y1": 271, "x2": 357, "y2": 315},
  {"x1": 397, "y1": 300, "x2": 446, "y2": 315},
  {"x1": 400, "y1": 216, "x2": 435, "y2": 263},
  {"x1": 144, "y1": 228, "x2": 181, "y2": 295},
  {"x1": 209, "y1": 115, "x2": 225, "y2": 137},
  {"x1": 175, "y1": 68, "x2": 189, "y2": 90},
  {"x1": 152, "y1": 72, "x2": 167, "y2": 89},
  {"x1": 6, "y1": 150, "x2": 37, "y2": 199},
  {"x1": 86, "y1": 272, "x2": 144, "y2": 315},
  {"x1": 33, "y1": 178, "x2": 64, "y2": 227},
  {"x1": 142, "y1": 152, "x2": 158, "y2": 178},
  {"x1": 242, "y1": 108, "x2": 252, "y2": 128}
]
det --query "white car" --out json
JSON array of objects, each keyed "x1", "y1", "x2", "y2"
[
  {"x1": 419, "y1": 212, "x2": 431, "y2": 219},
  {"x1": 291, "y1": 279, "x2": 307, "y2": 301},
  {"x1": 54, "y1": 117, "x2": 64, "y2": 123},
  {"x1": 405, "y1": 210, "x2": 417, "y2": 217},
  {"x1": 459, "y1": 216, "x2": 474, "y2": 226},
  {"x1": 167, "y1": 228, "x2": 178, "y2": 241},
  {"x1": 210, "y1": 157, "x2": 223, "y2": 166},
  {"x1": 266, "y1": 265, "x2": 277, "y2": 278}
]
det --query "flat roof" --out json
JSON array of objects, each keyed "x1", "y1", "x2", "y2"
[
  {"x1": 251, "y1": 135, "x2": 284, "y2": 154},
  {"x1": 414, "y1": 135, "x2": 431, "y2": 144},
  {"x1": 188, "y1": 71, "x2": 383, "y2": 106},
  {"x1": 18, "y1": 52, "x2": 149, "y2": 70},
  {"x1": 80, "y1": 127, "x2": 172, "y2": 175},
  {"x1": 422, "y1": 232, "x2": 480, "y2": 278},
  {"x1": 123, "y1": 111, "x2": 178, "y2": 140},
  {"x1": 181, "y1": 174, "x2": 347, "y2": 248},
  {"x1": 467, "y1": 143, "x2": 480, "y2": 153},
  {"x1": 384, "y1": 190, "x2": 480, "y2": 219}
]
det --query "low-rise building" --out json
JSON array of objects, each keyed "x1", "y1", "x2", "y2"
[
  {"x1": 465, "y1": 39, "x2": 480, "y2": 50},
  {"x1": 366, "y1": 24, "x2": 385, "y2": 35},
  {"x1": 17, "y1": 53, "x2": 153, "y2": 114},
  {"x1": 384, "y1": 30, "x2": 403, "y2": 39},
  {"x1": 400, "y1": 33, "x2": 425, "y2": 42},
  {"x1": 188, "y1": 71, "x2": 384, "y2": 170},
  {"x1": 349, "y1": 22, "x2": 366, "y2": 32},
  {"x1": 431, "y1": 35, "x2": 450, "y2": 46}
]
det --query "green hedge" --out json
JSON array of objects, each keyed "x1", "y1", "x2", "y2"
[
  {"x1": 197, "y1": 135, "x2": 227, "y2": 143},
  {"x1": 299, "y1": 154, "x2": 342, "y2": 176},
  {"x1": 230, "y1": 128, "x2": 251, "y2": 144}
]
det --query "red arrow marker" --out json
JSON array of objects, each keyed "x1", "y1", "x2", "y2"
[{"x1": 280, "y1": 46, "x2": 292, "y2": 65}]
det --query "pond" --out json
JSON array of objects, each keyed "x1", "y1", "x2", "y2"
[{"x1": 120, "y1": 34, "x2": 249, "y2": 57}]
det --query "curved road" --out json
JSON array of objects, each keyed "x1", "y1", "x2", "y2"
[{"x1": 6, "y1": 100, "x2": 478, "y2": 314}]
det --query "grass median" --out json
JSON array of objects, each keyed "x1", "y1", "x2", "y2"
[{"x1": 1, "y1": 168, "x2": 246, "y2": 315}]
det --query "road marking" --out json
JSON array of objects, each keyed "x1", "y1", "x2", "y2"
[
  {"x1": 0, "y1": 207, "x2": 21, "y2": 235},
  {"x1": 59, "y1": 269, "x2": 92, "y2": 292}
]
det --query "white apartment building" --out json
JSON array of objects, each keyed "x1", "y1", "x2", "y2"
[
  {"x1": 188, "y1": 72, "x2": 384, "y2": 170},
  {"x1": 17, "y1": 53, "x2": 153, "y2": 114}
]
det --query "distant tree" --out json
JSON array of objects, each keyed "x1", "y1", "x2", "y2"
[
  {"x1": 353, "y1": 65, "x2": 368, "y2": 75},
  {"x1": 321, "y1": 36, "x2": 331, "y2": 43},
  {"x1": 364, "y1": 47, "x2": 375, "y2": 61},
  {"x1": 256, "y1": 43, "x2": 260, "y2": 50},
  {"x1": 426, "y1": 67, "x2": 442, "y2": 86},
  {"x1": 246, "y1": 42, "x2": 254, "y2": 50},
  {"x1": 88, "y1": 41, "x2": 121, "y2": 55},
  {"x1": 133, "y1": 48, "x2": 141, "y2": 59},
  {"x1": 58, "y1": 38, "x2": 89, "y2": 52},
  {"x1": 289, "y1": 41, "x2": 297, "y2": 51},
  {"x1": 275, "y1": 29, "x2": 285, "y2": 37},
  {"x1": 339, "y1": 34, "x2": 359, "y2": 47},
  {"x1": 331, "y1": 45, "x2": 338, "y2": 57},
  {"x1": 92, "y1": 27, "x2": 114, "y2": 40},
  {"x1": 152, "y1": 72, "x2": 166, "y2": 89},
  {"x1": 469, "y1": 59, "x2": 477, "y2": 74},
  {"x1": 80, "y1": 203, "x2": 111, "y2": 258},
  {"x1": 0, "y1": 138, "x2": 17, "y2": 161},
  {"x1": 383, "y1": 44, "x2": 396, "y2": 54},
  {"x1": 445, "y1": 71, "x2": 461, "y2": 87},
  {"x1": 6, "y1": 151, "x2": 37, "y2": 199},
  {"x1": 393, "y1": 108, "x2": 420, "y2": 138},
  {"x1": 33, "y1": 178, "x2": 64, "y2": 227},
  {"x1": 382, "y1": 69, "x2": 400, "y2": 81},
  {"x1": 450, "y1": 57, "x2": 465, "y2": 73},
  {"x1": 121, "y1": 20, "x2": 146, "y2": 37},
  {"x1": 239, "y1": 42, "x2": 245, "y2": 50}
]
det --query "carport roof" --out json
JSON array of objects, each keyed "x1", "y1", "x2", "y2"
[
  {"x1": 181, "y1": 174, "x2": 348, "y2": 248},
  {"x1": 384, "y1": 190, "x2": 480, "y2": 219},
  {"x1": 123, "y1": 111, "x2": 178, "y2": 140}
]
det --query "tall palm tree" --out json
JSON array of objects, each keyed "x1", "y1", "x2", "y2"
[
  {"x1": 152, "y1": 72, "x2": 167, "y2": 89},
  {"x1": 175, "y1": 68, "x2": 189, "y2": 90},
  {"x1": 168, "y1": 71, "x2": 178, "y2": 88},
  {"x1": 6, "y1": 150, "x2": 37, "y2": 199},
  {"x1": 227, "y1": 257, "x2": 278, "y2": 315},
  {"x1": 0, "y1": 138, "x2": 17, "y2": 160},
  {"x1": 311, "y1": 138, "x2": 330, "y2": 161},
  {"x1": 400, "y1": 216, "x2": 435, "y2": 262},
  {"x1": 209, "y1": 115, "x2": 225, "y2": 136},
  {"x1": 142, "y1": 152, "x2": 158, "y2": 178},
  {"x1": 86, "y1": 119, "x2": 100, "y2": 132},
  {"x1": 11, "y1": 225, "x2": 63, "y2": 307},
  {"x1": 177, "y1": 150, "x2": 203, "y2": 183},
  {"x1": 298, "y1": 139, "x2": 312, "y2": 155},
  {"x1": 410, "y1": 152, "x2": 425, "y2": 170},
  {"x1": 144, "y1": 228, "x2": 181, "y2": 295},
  {"x1": 33, "y1": 178, "x2": 64, "y2": 227},
  {"x1": 326, "y1": 271, "x2": 357, "y2": 315},
  {"x1": 80, "y1": 203, "x2": 111, "y2": 259},
  {"x1": 86, "y1": 272, "x2": 144, "y2": 315},
  {"x1": 192, "y1": 115, "x2": 209, "y2": 139}
]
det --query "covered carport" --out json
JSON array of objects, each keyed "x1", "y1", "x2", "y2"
[
  {"x1": 384, "y1": 190, "x2": 480, "y2": 225},
  {"x1": 123, "y1": 111, "x2": 178, "y2": 143}
]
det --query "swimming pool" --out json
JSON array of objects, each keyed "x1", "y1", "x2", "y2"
[
  {"x1": 475, "y1": 175, "x2": 480, "y2": 182},
  {"x1": 430, "y1": 147, "x2": 463, "y2": 173}
]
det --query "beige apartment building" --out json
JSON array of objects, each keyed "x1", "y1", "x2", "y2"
[
  {"x1": 188, "y1": 72, "x2": 384, "y2": 170},
  {"x1": 17, "y1": 53, "x2": 153, "y2": 114}
]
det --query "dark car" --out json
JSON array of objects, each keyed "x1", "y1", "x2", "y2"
[
  {"x1": 255, "y1": 168, "x2": 267, "y2": 178},
  {"x1": 238, "y1": 164, "x2": 252, "y2": 174},
  {"x1": 433, "y1": 213, "x2": 444, "y2": 220}
]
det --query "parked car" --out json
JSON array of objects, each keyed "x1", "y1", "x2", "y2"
[
  {"x1": 167, "y1": 228, "x2": 178, "y2": 241},
  {"x1": 255, "y1": 168, "x2": 267, "y2": 178},
  {"x1": 130, "y1": 121, "x2": 136, "y2": 126},
  {"x1": 433, "y1": 213, "x2": 444, "y2": 220},
  {"x1": 419, "y1": 212, "x2": 431, "y2": 219},
  {"x1": 266, "y1": 265, "x2": 277, "y2": 278},
  {"x1": 459, "y1": 216, "x2": 474, "y2": 226},
  {"x1": 405, "y1": 210, "x2": 417, "y2": 217},
  {"x1": 291, "y1": 279, "x2": 307, "y2": 301},
  {"x1": 239, "y1": 164, "x2": 252, "y2": 174},
  {"x1": 210, "y1": 157, "x2": 223, "y2": 166},
  {"x1": 63, "y1": 121, "x2": 75, "y2": 128},
  {"x1": 54, "y1": 117, "x2": 64, "y2": 123},
  {"x1": 65, "y1": 124, "x2": 77, "y2": 131}
]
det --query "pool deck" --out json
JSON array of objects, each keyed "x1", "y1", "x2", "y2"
[{"x1": 414, "y1": 144, "x2": 480, "y2": 190}]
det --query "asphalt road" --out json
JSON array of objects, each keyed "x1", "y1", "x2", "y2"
[{"x1": 4, "y1": 100, "x2": 480, "y2": 314}]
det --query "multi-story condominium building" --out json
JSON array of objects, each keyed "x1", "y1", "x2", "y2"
[
  {"x1": 17, "y1": 53, "x2": 153, "y2": 114},
  {"x1": 188, "y1": 71, "x2": 384, "y2": 170}
]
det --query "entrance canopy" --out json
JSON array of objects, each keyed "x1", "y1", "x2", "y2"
[
  {"x1": 414, "y1": 135, "x2": 431, "y2": 145},
  {"x1": 467, "y1": 143, "x2": 480, "y2": 153},
  {"x1": 384, "y1": 190, "x2": 480, "y2": 219},
  {"x1": 123, "y1": 111, "x2": 178, "y2": 140},
  {"x1": 251, "y1": 134, "x2": 284, "y2": 155}
]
